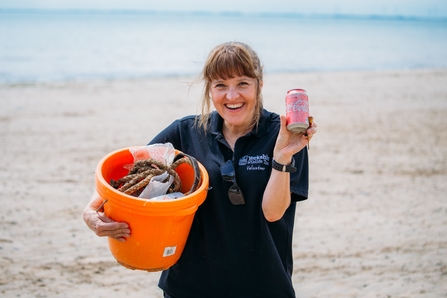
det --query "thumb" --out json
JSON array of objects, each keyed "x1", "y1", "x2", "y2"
[{"x1": 279, "y1": 115, "x2": 288, "y2": 133}]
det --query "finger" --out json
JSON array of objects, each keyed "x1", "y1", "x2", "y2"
[
  {"x1": 95, "y1": 213, "x2": 131, "y2": 238},
  {"x1": 101, "y1": 227, "x2": 131, "y2": 241},
  {"x1": 96, "y1": 222, "x2": 131, "y2": 238},
  {"x1": 97, "y1": 211, "x2": 114, "y2": 223},
  {"x1": 303, "y1": 133, "x2": 312, "y2": 143},
  {"x1": 279, "y1": 115, "x2": 288, "y2": 133},
  {"x1": 306, "y1": 125, "x2": 317, "y2": 135}
]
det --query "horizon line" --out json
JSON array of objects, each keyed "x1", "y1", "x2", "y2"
[{"x1": 1, "y1": 8, "x2": 447, "y2": 22}]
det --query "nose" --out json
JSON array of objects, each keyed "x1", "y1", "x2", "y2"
[{"x1": 226, "y1": 87, "x2": 239, "y2": 100}]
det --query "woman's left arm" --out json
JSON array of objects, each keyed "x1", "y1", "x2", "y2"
[{"x1": 262, "y1": 115, "x2": 317, "y2": 222}]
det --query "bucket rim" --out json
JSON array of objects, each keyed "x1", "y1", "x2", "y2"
[{"x1": 95, "y1": 146, "x2": 209, "y2": 206}]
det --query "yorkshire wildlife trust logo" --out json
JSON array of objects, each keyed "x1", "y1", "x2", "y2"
[{"x1": 238, "y1": 154, "x2": 270, "y2": 171}]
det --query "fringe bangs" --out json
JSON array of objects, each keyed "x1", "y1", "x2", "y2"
[{"x1": 204, "y1": 46, "x2": 258, "y2": 81}]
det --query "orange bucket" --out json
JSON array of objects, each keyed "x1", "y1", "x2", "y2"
[{"x1": 95, "y1": 147, "x2": 209, "y2": 271}]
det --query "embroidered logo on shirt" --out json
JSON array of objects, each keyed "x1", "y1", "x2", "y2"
[{"x1": 238, "y1": 154, "x2": 270, "y2": 171}]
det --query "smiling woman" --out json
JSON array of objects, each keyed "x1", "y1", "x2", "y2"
[
  {"x1": 211, "y1": 76, "x2": 260, "y2": 142},
  {"x1": 198, "y1": 42, "x2": 264, "y2": 134},
  {"x1": 82, "y1": 41, "x2": 317, "y2": 297}
]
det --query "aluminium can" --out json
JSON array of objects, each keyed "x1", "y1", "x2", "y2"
[{"x1": 285, "y1": 89, "x2": 309, "y2": 133}]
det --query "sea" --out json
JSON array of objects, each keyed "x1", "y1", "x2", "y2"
[{"x1": 1, "y1": 9, "x2": 447, "y2": 84}]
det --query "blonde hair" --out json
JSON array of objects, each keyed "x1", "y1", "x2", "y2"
[{"x1": 195, "y1": 42, "x2": 264, "y2": 132}]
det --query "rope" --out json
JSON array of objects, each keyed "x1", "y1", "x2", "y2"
[{"x1": 110, "y1": 154, "x2": 201, "y2": 198}]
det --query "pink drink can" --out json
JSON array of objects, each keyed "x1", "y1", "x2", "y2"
[{"x1": 285, "y1": 89, "x2": 309, "y2": 133}]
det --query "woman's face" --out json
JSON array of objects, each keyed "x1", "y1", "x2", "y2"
[{"x1": 210, "y1": 75, "x2": 261, "y2": 132}]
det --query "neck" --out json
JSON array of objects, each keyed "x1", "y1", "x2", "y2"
[{"x1": 222, "y1": 124, "x2": 252, "y2": 150}]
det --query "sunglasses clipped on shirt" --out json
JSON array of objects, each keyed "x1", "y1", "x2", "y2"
[{"x1": 220, "y1": 160, "x2": 245, "y2": 205}]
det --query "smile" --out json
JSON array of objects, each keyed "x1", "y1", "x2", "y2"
[{"x1": 225, "y1": 103, "x2": 244, "y2": 110}]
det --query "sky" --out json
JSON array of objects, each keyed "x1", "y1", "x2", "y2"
[{"x1": 1, "y1": 0, "x2": 447, "y2": 18}]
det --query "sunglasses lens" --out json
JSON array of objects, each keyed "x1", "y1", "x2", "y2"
[
  {"x1": 221, "y1": 160, "x2": 245, "y2": 205},
  {"x1": 228, "y1": 184, "x2": 245, "y2": 205},
  {"x1": 220, "y1": 161, "x2": 235, "y2": 182},
  {"x1": 222, "y1": 173, "x2": 234, "y2": 182}
]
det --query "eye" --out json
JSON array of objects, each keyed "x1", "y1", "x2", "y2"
[
  {"x1": 238, "y1": 81, "x2": 249, "y2": 86},
  {"x1": 214, "y1": 83, "x2": 226, "y2": 88}
]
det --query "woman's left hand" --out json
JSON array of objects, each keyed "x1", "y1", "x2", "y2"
[{"x1": 273, "y1": 115, "x2": 317, "y2": 164}]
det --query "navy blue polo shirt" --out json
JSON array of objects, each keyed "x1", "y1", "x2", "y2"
[{"x1": 149, "y1": 109, "x2": 309, "y2": 298}]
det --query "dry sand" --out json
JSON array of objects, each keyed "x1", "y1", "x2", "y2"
[{"x1": 1, "y1": 69, "x2": 446, "y2": 297}]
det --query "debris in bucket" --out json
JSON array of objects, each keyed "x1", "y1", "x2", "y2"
[
  {"x1": 150, "y1": 192, "x2": 185, "y2": 201},
  {"x1": 110, "y1": 154, "x2": 200, "y2": 200},
  {"x1": 138, "y1": 171, "x2": 174, "y2": 200}
]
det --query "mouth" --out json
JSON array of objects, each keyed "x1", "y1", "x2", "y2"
[{"x1": 225, "y1": 103, "x2": 244, "y2": 110}]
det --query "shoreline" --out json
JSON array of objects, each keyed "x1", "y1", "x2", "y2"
[
  {"x1": 1, "y1": 68, "x2": 446, "y2": 297},
  {"x1": 1, "y1": 67, "x2": 447, "y2": 88}
]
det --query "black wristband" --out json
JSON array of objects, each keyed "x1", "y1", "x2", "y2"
[{"x1": 272, "y1": 157, "x2": 297, "y2": 173}]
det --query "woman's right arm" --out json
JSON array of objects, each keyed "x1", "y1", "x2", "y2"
[{"x1": 83, "y1": 191, "x2": 131, "y2": 242}]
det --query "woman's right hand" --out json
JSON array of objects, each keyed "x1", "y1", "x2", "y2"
[{"x1": 83, "y1": 191, "x2": 131, "y2": 242}]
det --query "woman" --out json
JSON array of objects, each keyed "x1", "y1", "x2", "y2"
[{"x1": 83, "y1": 41, "x2": 317, "y2": 297}]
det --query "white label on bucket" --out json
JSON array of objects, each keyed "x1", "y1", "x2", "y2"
[{"x1": 163, "y1": 246, "x2": 177, "y2": 257}]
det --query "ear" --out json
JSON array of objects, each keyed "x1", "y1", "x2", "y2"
[{"x1": 259, "y1": 80, "x2": 264, "y2": 89}]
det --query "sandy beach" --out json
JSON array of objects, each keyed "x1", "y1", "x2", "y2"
[{"x1": 1, "y1": 69, "x2": 446, "y2": 297}]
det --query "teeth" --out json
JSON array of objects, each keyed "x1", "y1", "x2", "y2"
[{"x1": 226, "y1": 103, "x2": 243, "y2": 109}]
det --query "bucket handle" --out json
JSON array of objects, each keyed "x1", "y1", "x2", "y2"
[
  {"x1": 173, "y1": 152, "x2": 201, "y2": 195},
  {"x1": 96, "y1": 199, "x2": 108, "y2": 214}
]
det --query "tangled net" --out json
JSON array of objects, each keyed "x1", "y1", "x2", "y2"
[{"x1": 110, "y1": 154, "x2": 200, "y2": 198}]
